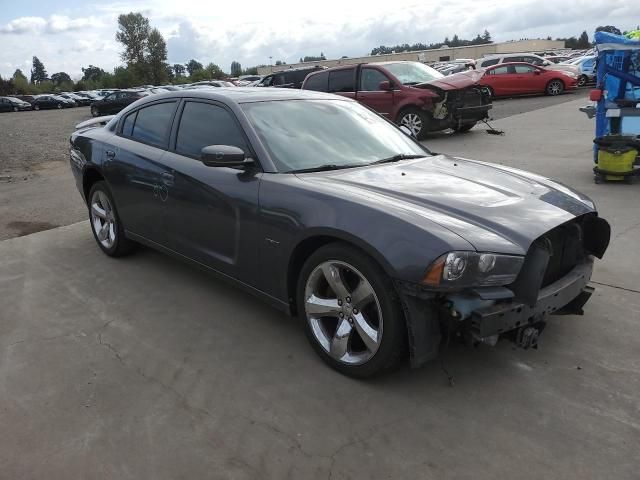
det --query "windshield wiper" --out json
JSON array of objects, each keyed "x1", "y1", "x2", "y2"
[
  {"x1": 369, "y1": 154, "x2": 426, "y2": 165},
  {"x1": 289, "y1": 164, "x2": 360, "y2": 174}
]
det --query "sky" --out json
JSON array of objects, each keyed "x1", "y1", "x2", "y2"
[{"x1": 0, "y1": 0, "x2": 636, "y2": 79}]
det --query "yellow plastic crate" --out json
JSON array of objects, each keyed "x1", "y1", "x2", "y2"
[{"x1": 597, "y1": 147, "x2": 637, "y2": 180}]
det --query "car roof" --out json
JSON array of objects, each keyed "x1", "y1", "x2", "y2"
[{"x1": 130, "y1": 87, "x2": 348, "y2": 105}]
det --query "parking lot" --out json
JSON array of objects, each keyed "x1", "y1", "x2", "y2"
[{"x1": 1, "y1": 94, "x2": 639, "y2": 479}]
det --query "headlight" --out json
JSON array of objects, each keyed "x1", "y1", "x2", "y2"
[{"x1": 422, "y1": 251, "x2": 524, "y2": 288}]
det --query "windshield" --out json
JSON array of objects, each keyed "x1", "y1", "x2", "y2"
[
  {"x1": 242, "y1": 99, "x2": 428, "y2": 172},
  {"x1": 383, "y1": 62, "x2": 444, "y2": 85}
]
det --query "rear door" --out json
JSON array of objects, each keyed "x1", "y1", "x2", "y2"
[
  {"x1": 328, "y1": 68, "x2": 356, "y2": 100},
  {"x1": 159, "y1": 99, "x2": 262, "y2": 279},
  {"x1": 104, "y1": 100, "x2": 178, "y2": 244},
  {"x1": 355, "y1": 66, "x2": 394, "y2": 117},
  {"x1": 483, "y1": 65, "x2": 511, "y2": 95}
]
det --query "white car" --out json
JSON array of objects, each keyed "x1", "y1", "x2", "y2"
[{"x1": 477, "y1": 53, "x2": 580, "y2": 76}]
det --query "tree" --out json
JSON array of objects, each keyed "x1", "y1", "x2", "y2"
[
  {"x1": 242, "y1": 66, "x2": 259, "y2": 75},
  {"x1": 173, "y1": 63, "x2": 186, "y2": 78},
  {"x1": 165, "y1": 65, "x2": 174, "y2": 82},
  {"x1": 275, "y1": 60, "x2": 286, "y2": 66},
  {"x1": 30, "y1": 56, "x2": 47, "y2": 84},
  {"x1": 51, "y1": 72, "x2": 71, "y2": 86},
  {"x1": 185, "y1": 59, "x2": 203, "y2": 76},
  {"x1": 482, "y1": 29, "x2": 492, "y2": 43},
  {"x1": 81, "y1": 65, "x2": 107, "y2": 82},
  {"x1": 230, "y1": 61, "x2": 242, "y2": 76},
  {"x1": 146, "y1": 28, "x2": 169, "y2": 84},
  {"x1": 204, "y1": 62, "x2": 225, "y2": 79},
  {"x1": 116, "y1": 12, "x2": 150, "y2": 82},
  {"x1": 0, "y1": 75, "x2": 14, "y2": 96},
  {"x1": 577, "y1": 31, "x2": 590, "y2": 49},
  {"x1": 596, "y1": 25, "x2": 622, "y2": 36},
  {"x1": 451, "y1": 34, "x2": 460, "y2": 47}
]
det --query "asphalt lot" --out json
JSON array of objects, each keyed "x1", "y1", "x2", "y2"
[{"x1": 1, "y1": 92, "x2": 639, "y2": 479}]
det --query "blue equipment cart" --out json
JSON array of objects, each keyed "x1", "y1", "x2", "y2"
[{"x1": 591, "y1": 32, "x2": 640, "y2": 183}]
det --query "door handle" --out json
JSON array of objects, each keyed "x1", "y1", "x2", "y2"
[
  {"x1": 105, "y1": 150, "x2": 116, "y2": 159},
  {"x1": 161, "y1": 172, "x2": 174, "y2": 186}
]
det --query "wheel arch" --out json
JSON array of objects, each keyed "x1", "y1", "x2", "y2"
[
  {"x1": 286, "y1": 230, "x2": 397, "y2": 316},
  {"x1": 82, "y1": 167, "x2": 106, "y2": 204}
]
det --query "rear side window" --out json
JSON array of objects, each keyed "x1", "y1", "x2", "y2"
[
  {"x1": 514, "y1": 64, "x2": 535, "y2": 73},
  {"x1": 175, "y1": 102, "x2": 248, "y2": 158},
  {"x1": 480, "y1": 58, "x2": 500, "y2": 67},
  {"x1": 360, "y1": 68, "x2": 389, "y2": 91},
  {"x1": 490, "y1": 66, "x2": 510, "y2": 75},
  {"x1": 121, "y1": 111, "x2": 137, "y2": 137},
  {"x1": 328, "y1": 69, "x2": 355, "y2": 93},
  {"x1": 130, "y1": 101, "x2": 176, "y2": 148},
  {"x1": 304, "y1": 72, "x2": 329, "y2": 91}
]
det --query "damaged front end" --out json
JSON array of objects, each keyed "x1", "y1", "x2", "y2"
[
  {"x1": 397, "y1": 213, "x2": 611, "y2": 367},
  {"x1": 415, "y1": 75, "x2": 492, "y2": 130}
]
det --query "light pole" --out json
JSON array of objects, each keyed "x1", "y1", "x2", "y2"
[{"x1": 269, "y1": 56, "x2": 273, "y2": 72}]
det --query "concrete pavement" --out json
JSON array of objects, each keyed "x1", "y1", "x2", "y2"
[{"x1": 1, "y1": 97, "x2": 639, "y2": 479}]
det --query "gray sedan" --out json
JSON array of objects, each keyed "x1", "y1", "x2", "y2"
[{"x1": 69, "y1": 88, "x2": 610, "y2": 377}]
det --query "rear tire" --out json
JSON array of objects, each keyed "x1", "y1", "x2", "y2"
[
  {"x1": 13, "y1": 106, "x2": 18, "y2": 112},
  {"x1": 297, "y1": 242, "x2": 407, "y2": 378},
  {"x1": 578, "y1": 75, "x2": 587, "y2": 87},
  {"x1": 546, "y1": 79, "x2": 564, "y2": 96},
  {"x1": 91, "y1": 106, "x2": 99, "y2": 117},
  {"x1": 397, "y1": 108, "x2": 430, "y2": 140},
  {"x1": 57, "y1": 103, "x2": 62, "y2": 109},
  {"x1": 34, "y1": 104, "x2": 40, "y2": 111},
  {"x1": 88, "y1": 181, "x2": 136, "y2": 257}
]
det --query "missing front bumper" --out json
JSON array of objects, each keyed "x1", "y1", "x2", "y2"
[{"x1": 470, "y1": 261, "x2": 594, "y2": 338}]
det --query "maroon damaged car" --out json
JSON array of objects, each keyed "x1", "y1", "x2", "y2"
[{"x1": 302, "y1": 61, "x2": 492, "y2": 138}]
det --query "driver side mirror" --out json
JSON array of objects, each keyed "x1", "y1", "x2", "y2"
[
  {"x1": 201, "y1": 145, "x2": 252, "y2": 167},
  {"x1": 379, "y1": 80, "x2": 393, "y2": 91}
]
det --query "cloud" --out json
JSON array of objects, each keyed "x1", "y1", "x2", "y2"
[
  {"x1": 0, "y1": 0, "x2": 636, "y2": 79},
  {"x1": 0, "y1": 15, "x2": 98, "y2": 35}
]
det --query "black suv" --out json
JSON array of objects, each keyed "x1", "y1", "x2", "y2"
[
  {"x1": 256, "y1": 66, "x2": 326, "y2": 89},
  {"x1": 90, "y1": 90, "x2": 149, "y2": 117}
]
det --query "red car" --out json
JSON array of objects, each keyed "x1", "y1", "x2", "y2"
[
  {"x1": 478, "y1": 62, "x2": 578, "y2": 97},
  {"x1": 302, "y1": 61, "x2": 492, "y2": 139}
]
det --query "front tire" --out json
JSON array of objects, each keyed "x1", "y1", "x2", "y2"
[
  {"x1": 546, "y1": 79, "x2": 564, "y2": 96},
  {"x1": 297, "y1": 243, "x2": 406, "y2": 378},
  {"x1": 88, "y1": 181, "x2": 136, "y2": 257},
  {"x1": 578, "y1": 75, "x2": 587, "y2": 87},
  {"x1": 57, "y1": 103, "x2": 62, "y2": 109},
  {"x1": 91, "y1": 106, "x2": 99, "y2": 117},
  {"x1": 34, "y1": 104, "x2": 40, "y2": 111},
  {"x1": 13, "y1": 106, "x2": 18, "y2": 112},
  {"x1": 397, "y1": 108, "x2": 429, "y2": 140}
]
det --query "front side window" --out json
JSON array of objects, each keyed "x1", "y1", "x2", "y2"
[
  {"x1": 130, "y1": 101, "x2": 176, "y2": 148},
  {"x1": 360, "y1": 68, "x2": 389, "y2": 91},
  {"x1": 242, "y1": 99, "x2": 427, "y2": 172},
  {"x1": 328, "y1": 69, "x2": 355, "y2": 93},
  {"x1": 175, "y1": 102, "x2": 248, "y2": 158}
]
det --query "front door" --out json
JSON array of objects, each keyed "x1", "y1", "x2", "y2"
[
  {"x1": 160, "y1": 100, "x2": 262, "y2": 280},
  {"x1": 356, "y1": 67, "x2": 395, "y2": 117}
]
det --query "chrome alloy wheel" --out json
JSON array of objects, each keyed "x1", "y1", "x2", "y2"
[
  {"x1": 548, "y1": 80, "x2": 563, "y2": 95},
  {"x1": 90, "y1": 190, "x2": 116, "y2": 249},
  {"x1": 304, "y1": 261, "x2": 383, "y2": 365},
  {"x1": 400, "y1": 112, "x2": 423, "y2": 137}
]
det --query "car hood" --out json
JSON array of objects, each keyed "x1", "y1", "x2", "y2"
[
  {"x1": 414, "y1": 70, "x2": 484, "y2": 90},
  {"x1": 297, "y1": 155, "x2": 595, "y2": 255}
]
